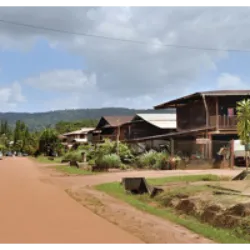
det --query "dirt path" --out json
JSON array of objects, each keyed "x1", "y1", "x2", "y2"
[
  {"x1": 37, "y1": 161, "x2": 241, "y2": 243},
  {"x1": 0, "y1": 158, "x2": 142, "y2": 243},
  {"x1": 38, "y1": 164, "x2": 240, "y2": 190},
  {"x1": 67, "y1": 186, "x2": 213, "y2": 243}
]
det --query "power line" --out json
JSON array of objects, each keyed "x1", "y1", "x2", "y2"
[{"x1": 0, "y1": 18, "x2": 249, "y2": 53}]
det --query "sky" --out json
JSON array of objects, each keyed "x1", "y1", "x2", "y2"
[{"x1": 1, "y1": 7, "x2": 250, "y2": 112}]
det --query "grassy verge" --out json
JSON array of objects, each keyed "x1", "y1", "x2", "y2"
[
  {"x1": 96, "y1": 175, "x2": 249, "y2": 243},
  {"x1": 33, "y1": 156, "x2": 63, "y2": 164},
  {"x1": 146, "y1": 174, "x2": 222, "y2": 186},
  {"x1": 50, "y1": 165, "x2": 94, "y2": 175}
]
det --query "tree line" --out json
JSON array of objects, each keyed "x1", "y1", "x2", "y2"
[{"x1": 0, "y1": 118, "x2": 98, "y2": 155}]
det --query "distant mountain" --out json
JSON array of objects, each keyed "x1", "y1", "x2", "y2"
[{"x1": 0, "y1": 108, "x2": 175, "y2": 131}]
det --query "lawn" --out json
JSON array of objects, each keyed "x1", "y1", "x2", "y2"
[
  {"x1": 96, "y1": 174, "x2": 249, "y2": 244},
  {"x1": 146, "y1": 174, "x2": 222, "y2": 186},
  {"x1": 33, "y1": 156, "x2": 63, "y2": 164},
  {"x1": 51, "y1": 165, "x2": 94, "y2": 175}
]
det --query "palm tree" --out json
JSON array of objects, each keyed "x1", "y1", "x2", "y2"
[{"x1": 236, "y1": 99, "x2": 250, "y2": 170}]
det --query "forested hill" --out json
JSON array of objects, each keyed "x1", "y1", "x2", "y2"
[{"x1": 0, "y1": 108, "x2": 175, "y2": 131}]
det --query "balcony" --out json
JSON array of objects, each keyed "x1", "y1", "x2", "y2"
[{"x1": 209, "y1": 115, "x2": 237, "y2": 130}]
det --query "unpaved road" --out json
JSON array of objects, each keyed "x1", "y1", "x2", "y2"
[
  {"x1": 37, "y1": 160, "x2": 241, "y2": 244},
  {"x1": 0, "y1": 158, "x2": 142, "y2": 243}
]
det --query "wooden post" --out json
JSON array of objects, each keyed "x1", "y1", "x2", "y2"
[
  {"x1": 116, "y1": 120, "x2": 120, "y2": 155},
  {"x1": 215, "y1": 96, "x2": 219, "y2": 130},
  {"x1": 170, "y1": 138, "x2": 174, "y2": 156},
  {"x1": 82, "y1": 152, "x2": 86, "y2": 163},
  {"x1": 128, "y1": 125, "x2": 131, "y2": 140},
  {"x1": 230, "y1": 139, "x2": 234, "y2": 169},
  {"x1": 208, "y1": 134, "x2": 212, "y2": 160}
]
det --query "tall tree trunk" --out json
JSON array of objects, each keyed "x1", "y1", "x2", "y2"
[{"x1": 246, "y1": 150, "x2": 248, "y2": 171}]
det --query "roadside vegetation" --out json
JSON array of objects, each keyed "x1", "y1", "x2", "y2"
[
  {"x1": 48, "y1": 165, "x2": 93, "y2": 175},
  {"x1": 96, "y1": 175, "x2": 250, "y2": 244}
]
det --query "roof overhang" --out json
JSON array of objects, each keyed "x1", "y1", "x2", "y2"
[
  {"x1": 124, "y1": 126, "x2": 216, "y2": 143},
  {"x1": 154, "y1": 90, "x2": 250, "y2": 109}
]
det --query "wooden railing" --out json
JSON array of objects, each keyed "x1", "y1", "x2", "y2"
[{"x1": 209, "y1": 115, "x2": 237, "y2": 129}]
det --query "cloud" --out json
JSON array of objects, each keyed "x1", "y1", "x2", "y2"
[
  {"x1": 1, "y1": 7, "x2": 250, "y2": 109},
  {"x1": 25, "y1": 69, "x2": 97, "y2": 93},
  {"x1": 217, "y1": 73, "x2": 249, "y2": 90},
  {"x1": 23, "y1": 69, "x2": 157, "y2": 110},
  {"x1": 0, "y1": 82, "x2": 25, "y2": 111}
]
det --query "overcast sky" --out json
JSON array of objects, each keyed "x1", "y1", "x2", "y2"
[{"x1": 1, "y1": 7, "x2": 250, "y2": 112}]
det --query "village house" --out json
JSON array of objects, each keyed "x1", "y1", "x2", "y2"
[
  {"x1": 154, "y1": 90, "x2": 250, "y2": 160},
  {"x1": 61, "y1": 127, "x2": 95, "y2": 148},
  {"x1": 122, "y1": 113, "x2": 176, "y2": 151},
  {"x1": 89, "y1": 116, "x2": 133, "y2": 143}
]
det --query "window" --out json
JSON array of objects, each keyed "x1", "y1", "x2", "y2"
[{"x1": 227, "y1": 108, "x2": 235, "y2": 117}]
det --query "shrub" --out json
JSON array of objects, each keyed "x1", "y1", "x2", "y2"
[
  {"x1": 135, "y1": 150, "x2": 158, "y2": 169},
  {"x1": 96, "y1": 154, "x2": 122, "y2": 169},
  {"x1": 88, "y1": 159, "x2": 95, "y2": 166},
  {"x1": 153, "y1": 152, "x2": 170, "y2": 170},
  {"x1": 135, "y1": 150, "x2": 169, "y2": 169},
  {"x1": 89, "y1": 139, "x2": 134, "y2": 165},
  {"x1": 118, "y1": 143, "x2": 134, "y2": 164},
  {"x1": 63, "y1": 151, "x2": 83, "y2": 162},
  {"x1": 98, "y1": 139, "x2": 115, "y2": 155}
]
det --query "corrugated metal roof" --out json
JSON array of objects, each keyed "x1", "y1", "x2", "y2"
[
  {"x1": 135, "y1": 113, "x2": 176, "y2": 129},
  {"x1": 155, "y1": 90, "x2": 250, "y2": 109},
  {"x1": 63, "y1": 127, "x2": 95, "y2": 136}
]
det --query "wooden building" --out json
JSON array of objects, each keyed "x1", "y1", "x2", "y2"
[
  {"x1": 61, "y1": 127, "x2": 95, "y2": 148},
  {"x1": 122, "y1": 113, "x2": 176, "y2": 151},
  {"x1": 153, "y1": 90, "x2": 250, "y2": 159},
  {"x1": 90, "y1": 116, "x2": 133, "y2": 143}
]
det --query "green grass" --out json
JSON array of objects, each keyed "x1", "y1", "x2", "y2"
[
  {"x1": 96, "y1": 175, "x2": 249, "y2": 244},
  {"x1": 147, "y1": 174, "x2": 221, "y2": 186},
  {"x1": 51, "y1": 165, "x2": 94, "y2": 175},
  {"x1": 33, "y1": 156, "x2": 63, "y2": 164}
]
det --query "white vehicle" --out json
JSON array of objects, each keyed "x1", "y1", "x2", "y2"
[
  {"x1": 0, "y1": 151, "x2": 3, "y2": 160},
  {"x1": 233, "y1": 140, "x2": 247, "y2": 166}
]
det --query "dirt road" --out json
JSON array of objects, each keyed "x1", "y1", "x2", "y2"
[
  {"x1": 37, "y1": 161, "x2": 241, "y2": 244},
  {"x1": 0, "y1": 158, "x2": 142, "y2": 243}
]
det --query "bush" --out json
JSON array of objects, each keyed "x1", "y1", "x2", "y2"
[
  {"x1": 97, "y1": 139, "x2": 115, "y2": 155},
  {"x1": 117, "y1": 143, "x2": 134, "y2": 164},
  {"x1": 63, "y1": 151, "x2": 83, "y2": 162},
  {"x1": 153, "y1": 152, "x2": 170, "y2": 170},
  {"x1": 88, "y1": 139, "x2": 134, "y2": 165},
  {"x1": 135, "y1": 150, "x2": 158, "y2": 168},
  {"x1": 96, "y1": 154, "x2": 122, "y2": 169},
  {"x1": 135, "y1": 150, "x2": 169, "y2": 169}
]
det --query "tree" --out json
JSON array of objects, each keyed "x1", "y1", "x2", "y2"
[
  {"x1": 236, "y1": 99, "x2": 250, "y2": 170},
  {"x1": 55, "y1": 119, "x2": 98, "y2": 134},
  {"x1": 12, "y1": 120, "x2": 30, "y2": 152},
  {"x1": 39, "y1": 128, "x2": 59, "y2": 156}
]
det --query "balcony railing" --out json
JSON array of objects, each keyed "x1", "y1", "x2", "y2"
[{"x1": 209, "y1": 115, "x2": 237, "y2": 129}]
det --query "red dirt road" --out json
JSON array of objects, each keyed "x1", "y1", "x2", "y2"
[{"x1": 0, "y1": 158, "x2": 143, "y2": 243}]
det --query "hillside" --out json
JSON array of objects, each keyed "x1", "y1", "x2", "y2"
[{"x1": 0, "y1": 108, "x2": 175, "y2": 131}]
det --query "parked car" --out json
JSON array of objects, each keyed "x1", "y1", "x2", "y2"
[
  {"x1": 22, "y1": 153, "x2": 28, "y2": 157},
  {"x1": 0, "y1": 151, "x2": 3, "y2": 160},
  {"x1": 5, "y1": 151, "x2": 13, "y2": 157}
]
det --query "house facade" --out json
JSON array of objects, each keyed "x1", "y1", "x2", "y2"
[
  {"x1": 90, "y1": 116, "x2": 133, "y2": 143},
  {"x1": 62, "y1": 127, "x2": 95, "y2": 148},
  {"x1": 154, "y1": 90, "x2": 250, "y2": 159}
]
